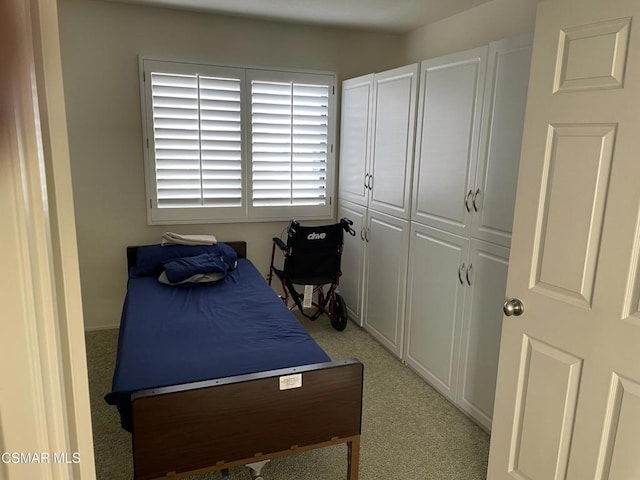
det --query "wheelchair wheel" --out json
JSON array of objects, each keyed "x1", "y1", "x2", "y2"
[{"x1": 331, "y1": 294, "x2": 348, "y2": 331}]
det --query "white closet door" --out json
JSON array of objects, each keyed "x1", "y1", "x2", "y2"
[
  {"x1": 472, "y1": 35, "x2": 533, "y2": 247},
  {"x1": 337, "y1": 200, "x2": 367, "y2": 326},
  {"x1": 412, "y1": 46, "x2": 488, "y2": 236},
  {"x1": 338, "y1": 74, "x2": 374, "y2": 206},
  {"x1": 404, "y1": 223, "x2": 469, "y2": 401},
  {"x1": 457, "y1": 239, "x2": 510, "y2": 430},
  {"x1": 363, "y1": 210, "x2": 410, "y2": 358},
  {"x1": 368, "y1": 64, "x2": 419, "y2": 219}
]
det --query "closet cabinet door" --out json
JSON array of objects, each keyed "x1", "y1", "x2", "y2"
[
  {"x1": 368, "y1": 64, "x2": 419, "y2": 220},
  {"x1": 412, "y1": 47, "x2": 488, "y2": 236},
  {"x1": 471, "y1": 35, "x2": 533, "y2": 247},
  {"x1": 404, "y1": 223, "x2": 469, "y2": 402},
  {"x1": 338, "y1": 74, "x2": 374, "y2": 206},
  {"x1": 337, "y1": 200, "x2": 366, "y2": 326},
  {"x1": 457, "y1": 239, "x2": 509, "y2": 430},
  {"x1": 362, "y1": 210, "x2": 409, "y2": 358}
]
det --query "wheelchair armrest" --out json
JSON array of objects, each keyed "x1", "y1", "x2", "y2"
[{"x1": 272, "y1": 237, "x2": 288, "y2": 251}]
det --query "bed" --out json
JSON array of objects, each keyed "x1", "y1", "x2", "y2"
[{"x1": 105, "y1": 241, "x2": 364, "y2": 480}]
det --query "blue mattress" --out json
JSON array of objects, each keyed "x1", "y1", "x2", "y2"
[{"x1": 105, "y1": 257, "x2": 330, "y2": 431}]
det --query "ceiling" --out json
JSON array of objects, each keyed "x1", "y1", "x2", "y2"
[{"x1": 104, "y1": 0, "x2": 499, "y2": 33}]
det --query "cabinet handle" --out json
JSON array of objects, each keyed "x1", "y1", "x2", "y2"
[
  {"x1": 465, "y1": 190, "x2": 473, "y2": 212},
  {"x1": 458, "y1": 263, "x2": 465, "y2": 285},
  {"x1": 368, "y1": 174, "x2": 374, "y2": 191},
  {"x1": 364, "y1": 173, "x2": 370, "y2": 190},
  {"x1": 466, "y1": 263, "x2": 473, "y2": 286},
  {"x1": 364, "y1": 227, "x2": 369, "y2": 242},
  {"x1": 472, "y1": 189, "x2": 480, "y2": 212},
  {"x1": 360, "y1": 226, "x2": 365, "y2": 241}
]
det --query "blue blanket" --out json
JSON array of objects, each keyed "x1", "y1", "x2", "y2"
[
  {"x1": 163, "y1": 252, "x2": 233, "y2": 283},
  {"x1": 105, "y1": 257, "x2": 330, "y2": 431}
]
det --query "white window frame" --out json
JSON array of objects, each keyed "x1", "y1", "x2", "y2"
[{"x1": 139, "y1": 57, "x2": 336, "y2": 225}]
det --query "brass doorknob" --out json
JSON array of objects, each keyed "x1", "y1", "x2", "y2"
[{"x1": 503, "y1": 298, "x2": 524, "y2": 316}]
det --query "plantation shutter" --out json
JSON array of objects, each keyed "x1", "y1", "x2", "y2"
[
  {"x1": 142, "y1": 59, "x2": 335, "y2": 224},
  {"x1": 198, "y1": 76, "x2": 243, "y2": 207},
  {"x1": 146, "y1": 61, "x2": 245, "y2": 218},
  {"x1": 150, "y1": 72, "x2": 201, "y2": 208},
  {"x1": 250, "y1": 76, "x2": 330, "y2": 209}
]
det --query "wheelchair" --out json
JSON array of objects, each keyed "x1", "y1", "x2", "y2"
[{"x1": 268, "y1": 218, "x2": 356, "y2": 331}]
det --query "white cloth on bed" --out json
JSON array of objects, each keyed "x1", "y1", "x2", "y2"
[
  {"x1": 158, "y1": 271, "x2": 225, "y2": 285},
  {"x1": 161, "y1": 232, "x2": 217, "y2": 246}
]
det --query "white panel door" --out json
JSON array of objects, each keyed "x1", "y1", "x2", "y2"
[
  {"x1": 337, "y1": 200, "x2": 366, "y2": 326},
  {"x1": 368, "y1": 64, "x2": 419, "y2": 219},
  {"x1": 457, "y1": 239, "x2": 509, "y2": 430},
  {"x1": 472, "y1": 35, "x2": 533, "y2": 248},
  {"x1": 488, "y1": 1, "x2": 640, "y2": 479},
  {"x1": 338, "y1": 74, "x2": 374, "y2": 206},
  {"x1": 404, "y1": 223, "x2": 468, "y2": 402},
  {"x1": 412, "y1": 46, "x2": 488, "y2": 236},
  {"x1": 363, "y1": 210, "x2": 410, "y2": 358}
]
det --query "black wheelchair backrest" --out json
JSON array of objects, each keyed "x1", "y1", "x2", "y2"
[{"x1": 284, "y1": 222, "x2": 345, "y2": 281}]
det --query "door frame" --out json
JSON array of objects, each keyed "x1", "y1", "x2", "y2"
[{"x1": 1, "y1": 0, "x2": 95, "y2": 478}]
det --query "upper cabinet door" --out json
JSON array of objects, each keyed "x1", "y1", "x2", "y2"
[
  {"x1": 471, "y1": 35, "x2": 533, "y2": 248},
  {"x1": 412, "y1": 46, "x2": 488, "y2": 236},
  {"x1": 368, "y1": 64, "x2": 419, "y2": 220},
  {"x1": 338, "y1": 74, "x2": 375, "y2": 207}
]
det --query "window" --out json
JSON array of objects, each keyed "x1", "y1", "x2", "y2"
[{"x1": 140, "y1": 58, "x2": 336, "y2": 224}]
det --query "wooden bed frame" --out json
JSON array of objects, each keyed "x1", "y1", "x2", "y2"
[{"x1": 125, "y1": 242, "x2": 364, "y2": 480}]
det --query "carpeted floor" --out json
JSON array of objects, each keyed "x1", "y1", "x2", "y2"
[{"x1": 86, "y1": 314, "x2": 489, "y2": 479}]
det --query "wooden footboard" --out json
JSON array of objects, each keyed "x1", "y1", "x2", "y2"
[{"x1": 131, "y1": 359, "x2": 364, "y2": 480}]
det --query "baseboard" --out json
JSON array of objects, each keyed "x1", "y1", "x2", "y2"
[{"x1": 84, "y1": 323, "x2": 120, "y2": 332}]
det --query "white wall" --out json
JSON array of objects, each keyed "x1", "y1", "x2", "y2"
[
  {"x1": 57, "y1": 0, "x2": 406, "y2": 330},
  {"x1": 404, "y1": 0, "x2": 537, "y2": 62}
]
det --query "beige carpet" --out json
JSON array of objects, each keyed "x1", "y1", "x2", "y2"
[{"x1": 86, "y1": 314, "x2": 489, "y2": 479}]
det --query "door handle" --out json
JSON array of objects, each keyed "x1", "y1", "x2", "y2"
[
  {"x1": 364, "y1": 227, "x2": 369, "y2": 243},
  {"x1": 472, "y1": 189, "x2": 480, "y2": 212},
  {"x1": 368, "y1": 174, "x2": 373, "y2": 191},
  {"x1": 458, "y1": 263, "x2": 465, "y2": 285},
  {"x1": 503, "y1": 298, "x2": 525, "y2": 316},
  {"x1": 465, "y1": 190, "x2": 473, "y2": 212},
  {"x1": 364, "y1": 173, "x2": 370, "y2": 190},
  {"x1": 466, "y1": 263, "x2": 472, "y2": 286},
  {"x1": 360, "y1": 227, "x2": 365, "y2": 241}
]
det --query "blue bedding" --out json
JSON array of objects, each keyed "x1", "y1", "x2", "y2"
[
  {"x1": 163, "y1": 252, "x2": 232, "y2": 283},
  {"x1": 105, "y1": 255, "x2": 330, "y2": 431}
]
